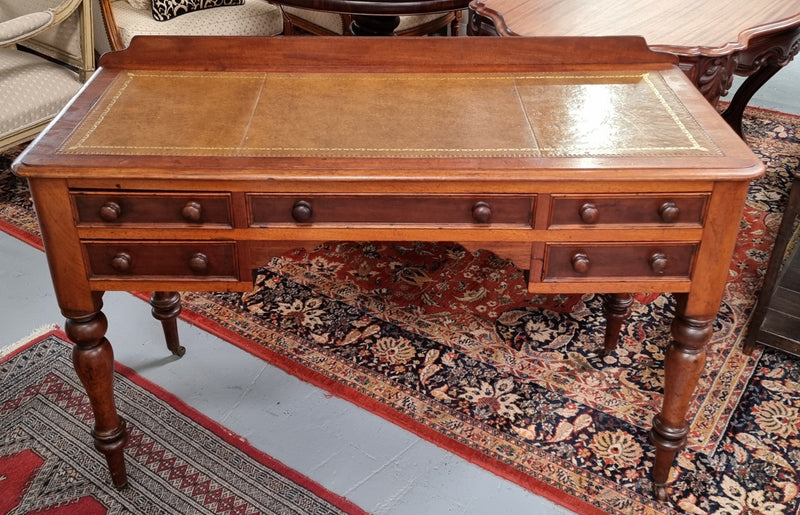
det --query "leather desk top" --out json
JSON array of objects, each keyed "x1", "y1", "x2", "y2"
[
  {"x1": 17, "y1": 36, "x2": 760, "y2": 182},
  {"x1": 62, "y1": 70, "x2": 720, "y2": 160}
]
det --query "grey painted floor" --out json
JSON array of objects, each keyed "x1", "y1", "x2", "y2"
[{"x1": 1, "y1": 59, "x2": 797, "y2": 514}]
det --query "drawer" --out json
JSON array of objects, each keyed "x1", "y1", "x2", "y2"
[
  {"x1": 549, "y1": 194, "x2": 707, "y2": 227},
  {"x1": 73, "y1": 192, "x2": 232, "y2": 226},
  {"x1": 543, "y1": 243, "x2": 696, "y2": 280},
  {"x1": 84, "y1": 241, "x2": 237, "y2": 279},
  {"x1": 248, "y1": 195, "x2": 534, "y2": 226}
]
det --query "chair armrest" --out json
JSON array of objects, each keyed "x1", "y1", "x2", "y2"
[{"x1": 0, "y1": 11, "x2": 55, "y2": 47}]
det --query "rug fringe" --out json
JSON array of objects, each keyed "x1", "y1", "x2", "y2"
[{"x1": 0, "y1": 324, "x2": 59, "y2": 358}]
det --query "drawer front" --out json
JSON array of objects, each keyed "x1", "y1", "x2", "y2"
[
  {"x1": 248, "y1": 195, "x2": 534, "y2": 226},
  {"x1": 84, "y1": 242, "x2": 237, "y2": 279},
  {"x1": 73, "y1": 192, "x2": 232, "y2": 226},
  {"x1": 544, "y1": 243, "x2": 696, "y2": 280},
  {"x1": 549, "y1": 194, "x2": 707, "y2": 227}
]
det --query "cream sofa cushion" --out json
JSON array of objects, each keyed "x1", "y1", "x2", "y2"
[
  {"x1": 0, "y1": 47, "x2": 82, "y2": 141},
  {"x1": 109, "y1": 0, "x2": 282, "y2": 48}
]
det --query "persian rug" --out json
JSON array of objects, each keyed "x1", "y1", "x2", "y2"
[
  {"x1": 2, "y1": 108, "x2": 800, "y2": 514},
  {"x1": 0, "y1": 329, "x2": 366, "y2": 515}
]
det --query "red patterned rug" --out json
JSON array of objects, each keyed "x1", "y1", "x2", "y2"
[
  {"x1": 2, "y1": 108, "x2": 800, "y2": 514},
  {"x1": 0, "y1": 329, "x2": 366, "y2": 515}
]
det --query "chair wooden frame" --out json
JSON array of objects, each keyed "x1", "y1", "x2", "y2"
[
  {"x1": 97, "y1": 0, "x2": 126, "y2": 51},
  {"x1": 0, "y1": 0, "x2": 95, "y2": 151},
  {"x1": 16, "y1": 0, "x2": 95, "y2": 79}
]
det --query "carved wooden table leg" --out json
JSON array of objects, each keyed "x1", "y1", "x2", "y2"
[
  {"x1": 650, "y1": 293, "x2": 713, "y2": 501},
  {"x1": 721, "y1": 62, "x2": 784, "y2": 137},
  {"x1": 65, "y1": 308, "x2": 129, "y2": 489},
  {"x1": 721, "y1": 27, "x2": 800, "y2": 137},
  {"x1": 150, "y1": 291, "x2": 185, "y2": 356},
  {"x1": 602, "y1": 293, "x2": 633, "y2": 354},
  {"x1": 675, "y1": 54, "x2": 736, "y2": 111}
]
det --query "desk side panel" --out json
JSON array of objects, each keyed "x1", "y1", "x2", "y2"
[
  {"x1": 683, "y1": 179, "x2": 752, "y2": 317},
  {"x1": 27, "y1": 178, "x2": 98, "y2": 314}
]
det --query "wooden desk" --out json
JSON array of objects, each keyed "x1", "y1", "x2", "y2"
[
  {"x1": 12, "y1": 36, "x2": 763, "y2": 501},
  {"x1": 468, "y1": 0, "x2": 800, "y2": 136}
]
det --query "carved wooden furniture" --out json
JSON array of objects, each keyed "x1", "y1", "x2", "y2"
[
  {"x1": 468, "y1": 0, "x2": 800, "y2": 137},
  {"x1": 0, "y1": 0, "x2": 94, "y2": 151},
  {"x1": 744, "y1": 170, "x2": 800, "y2": 356},
  {"x1": 272, "y1": 0, "x2": 468, "y2": 35},
  {"x1": 12, "y1": 36, "x2": 764, "y2": 501},
  {"x1": 280, "y1": 4, "x2": 460, "y2": 36}
]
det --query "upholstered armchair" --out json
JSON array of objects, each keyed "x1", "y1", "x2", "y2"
[
  {"x1": 280, "y1": 6, "x2": 461, "y2": 36},
  {"x1": 0, "y1": 0, "x2": 94, "y2": 151},
  {"x1": 97, "y1": 0, "x2": 283, "y2": 52}
]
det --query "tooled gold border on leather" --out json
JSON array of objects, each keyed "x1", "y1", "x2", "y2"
[{"x1": 60, "y1": 70, "x2": 722, "y2": 159}]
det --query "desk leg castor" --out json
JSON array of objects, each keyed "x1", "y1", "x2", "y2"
[
  {"x1": 66, "y1": 309, "x2": 129, "y2": 489},
  {"x1": 151, "y1": 291, "x2": 185, "y2": 357}
]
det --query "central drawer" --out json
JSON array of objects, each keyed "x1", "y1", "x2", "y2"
[
  {"x1": 83, "y1": 241, "x2": 237, "y2": 279},
  {"x1": 248, "y1": 195, "x2": 534, "y2": 226}
]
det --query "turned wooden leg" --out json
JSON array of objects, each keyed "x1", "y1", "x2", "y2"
[
  {"x1": 65, "y1": 309, "x2": 129, "y2": 489},
  {"x1": 150, "y1": 291, "x2": 185, "y2": 357},
  {"x1": 602, "y1": 293, "x2": 633, "y2": 354},
  {"x1": 650, "y1": 293, "x2": 714, "y2": 501}
]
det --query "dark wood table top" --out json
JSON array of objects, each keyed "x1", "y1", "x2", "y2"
[
  {"x1": 468, "y1": 0, "x2": 800, "y2": 136},
  {"x1": 469, "y1": 0, "x2": 800, "y2": 56}
]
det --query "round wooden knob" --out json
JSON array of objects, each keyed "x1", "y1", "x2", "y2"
[
  {"x1": 658, "y1": 201, "x2": 680, "y2": 223},
  {"x1": 188, "y1": 253, "x2": 209, "y2": 274},
  {"x1": 571, "y1": 251, "x2": 591, "y2": 274},
  {"x1": 649, "y1": 252, "x2": 668, "y2": 275},
  {"x1": 578, "y1": 202, "x2": 599, "y2": 224},
  {"x1": 292, "y1": 200, "x2": 313, "y2": 223},
  {"x1": 99, "y1": 201, "x2": 121, "y2": 222},
  {"x1": 472, "y1": 201, "x2": 492, "y2": 224},
  {"x1": 111, "y1": 252, "x2": 132, "y2": 273},
  {"x1": 182, "y1": 201, "x2": 202, "y2": 222}
]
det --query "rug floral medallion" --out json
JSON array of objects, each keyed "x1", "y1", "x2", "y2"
[{"x1": 2, "y1": 109, "x2": 800, "y2": 514}]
